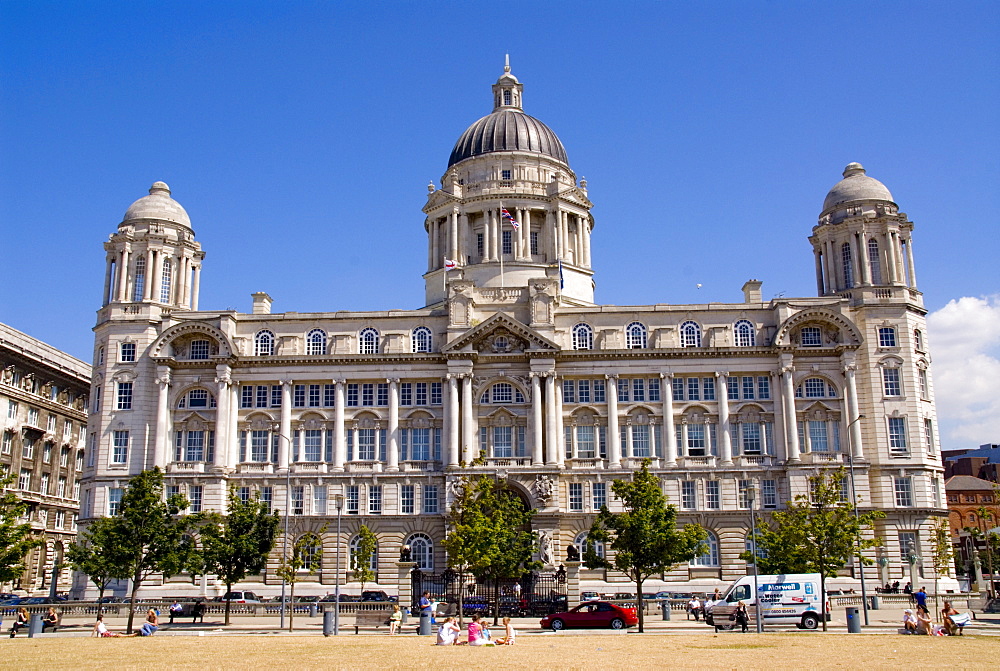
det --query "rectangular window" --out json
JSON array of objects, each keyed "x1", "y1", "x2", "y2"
[
  {"x1": 593, "y1": 379, "x2": 606, "y2": 403},
  {"x1": 878, "y1": 327, "x2": 897, "y2": 348},
  {"x1": 22, "y1": 436, "x2": 35, "y2": 459},
  {"x1": 112, "y1": 430, "x2": 129, "y2": 464},
  {"x1": 430, "y1": 381, "x2": 443, "y2": 405},
  {"x1": 738, "y1": 480, "x2": 752, "y2": 509},
  {"x1": 186, "y1": 431, "x2": 205, "y2": 461},
  {"x1": 271, "y1": 385, "x2": 282, "y2": 407},
  {"x1": 899, "y1": 531, "x2": 917, "y2": 560},
  {"x1": 308, "y1": 384, "x2": 321, "y2": 407},
  {"x1": 347, "y1": 383, "x2": 359, "y2": 407},
  {"x1": 742, "y1": 423, "x2": 762, "y2": 454},
  {"x1": 757, "y1": 376, "x2": 771, "y2": 400},
  {"x1": 120, "y1": 342, "x2": 136, "y2": 362},
  {"x1": 592, "y1": 482, "x2": 607, "y2": 510},
  {"x1": 530, "y1": 231, "x2": 539, "y2": 255},
  {"x1": 648, "y1": 378, "x2": 661, "y2": 401},
  {"x1": 346, "y1": 485, "x2": 360, "y2": 514},
  {"x1": 569, "y1": 483, "x2": 583, "y2": 511},
  {"x1": 423, "y1": 485, "x2": 439, "y2": 513},
  {"x1": 761, "y1": 479, "x2": 777, "y2": 509},
  {"x1": 1, "y1": 431, "x2": 11, "y2": 454},
  {"x1": 400, "y1": 383, "x2": 412, "y2": 406},
  {"x1": 687, "y1": 424, "x2": 707, "y2": 456},
  {"x1": 894, "y1": 477, "x2": 914, "y2": 507},
  {"x1": 681, "y1": 480, "x2": 696, "y2": 509},
  {"x1": 617, "y1": 380, "x2": 628, "y2": 403},
  {"x1": 416, "y1": 382, "x2": 429, "y2": 406},
  {"x1": 575, "y1": 425, "x2": 596, "y2": 458},
  {"x1": 241, "y1": 386, "x2": 253, "y2": 408},
  {"x1": 253, "y1": 385, "x2": 266, "y2": 408},
  {"x1": 238, "y1": 486, "x2": 251, "y2": 503},
  {"x1": 116, "y1": 382, "x2": 133, "y2": 410},
  {"x1": 686, "y1": 377, "x2": 700, "y2": 401},
  {"x1": 672, "y1": 377, "x2": 684, "y2": 402},
  {"x1": 742, "y1": 376, "x2": 755, "y2": 400},
  {"x1": 924, "y1": 418, "x2": 935, "y2": 454},
  {"x1": 289, "y1": 486, "x2": 303, "y2": 515},
  {"x1": 477, "y1": 233, "x2": 484, "y2": 257},
  {"x1": 7, "y1": 400, "x2": 18, "y2": 420},
  {"x1": 808, "y1": 421, "x2": 829, "y2": 453},
  {"x1": 190, "y1": 340, "x2": 210, "y2": 359},
  {"x1": 47, "y1": 414, "x2": 57, "y2": 432},
  {"x1": 293, "y1": 385, "x2": 306, "y2": 407},
  {"x1": 801, "y1": 327, "x2": 822, "y2": 347},
  {"x1": 41, "y1": 473, "x2": 50, "y2": 495},
  {"x1": 189, "y1": 486, "x2": 203, "y2": 513},
  {"x1": 304, "y1": 430, "x2": 322, "y2": 461},
  {"x1": 18, "y1": 468, "x2": 31, "y2": 491},
  {"x1": 727, "y1": 376, "x2": 739, "y2": 400},
  {"x1": 261, "y1": 486, "x2": 272, "y2": 512},
  {"x1": 361, "y1": 383, "x2": 374, "y2": 406},
  {"x1": 888, "y1": 417, "x2": 908, "y2": 455},
  {"x1": 308, "y1": 485, "x2": 325, "y2": 515},
  {"x1": 108, "y1": 487, "x2": 123, "y2": 515},
  {"x1": 502, "y1": 230, "x2": 512, "y2": 255},
  {"x1": 706, "y1": 481, "x2": 720, "y2": 509},
  {"x1": 702, "y1": 377, "x2": 715, "y2": 401},
  {"x1": 577, "y1": 379, "x2": 591, "y2": 403},
  {"x1": 918, "y1": 369, "x2": 929, "y2": 400},
  {"x1": 369, "y1": 485, "x2": 382, "y2": 514},
  {"x1": 324, "y1": 384, "x2": 336, "y2": 407},
  {"x1": 882, "y1": 367, "x2": 901, "y2": 396},
  {"x1": 377, "y1": 383, "x2": 389, "y2": 406},
  {"x1": 43, "y1": 442, "x2": 52, "y2": 463},
  {"x1": 562, "y1": 380, "x2": 576, "y2": 404},
  {"x1": 401, "y1": 484, "x2": 415, "y2": 514}
]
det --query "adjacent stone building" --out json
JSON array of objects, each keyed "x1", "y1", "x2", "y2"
[
  {"x1": 79, "y1": 62, "x2": 948, "y2": 598},
  {"x1": 1, "y1": 323, "x2": 89, "y2": 595}
]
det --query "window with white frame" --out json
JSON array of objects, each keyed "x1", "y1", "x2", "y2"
[
  {"x1": 918, "y1": 368, "x2": 929, "y2": 400},
  {"x1": 369, "y1": 485, "x2": 382, "y2": 514},
  {"x1": 705, "y1": 480, "x2": 720, "y2": 509},
  {"x1": 572, "y1": 323, "x2": 593, "y2": 350},
  {"x1": 116, "y1": 380, "x2": 133, "y2": 410},
  {"x1": 346, "y1": 485, "x2": 360, "y2": 514},
  {"x1": 41, "y1": 473, "x2": 50, "y2": 495},
  {"x1": 573, "y1": 530, "x2": 604, "y2": 559},
  {"x1": 734, "y1": 320, "x2": 755, "y2": 347},
  {"x1": 159, "y1": 257, "x2": 172, "y2": 302},
  {"x1": 18, "y1": 469, "x2": 31, "y2": 491},
  {"x1": 179, "y1": 388, "x2": 214, "y2": 409},
  {"x1": 108, "y1": 487, "x2": 123, "y2": 515},
  {"x1": 27, "y1": 406, "x2": 39, "y2": 426},
  {"x1": 882, "y1": 367, "x2": 901, "y2": 396},
  {"x1": 923, "y1": 418, "x2": 935, "y2": 454},
  {"x1": 913, "y1": 329, "x2": 924, "y2": 351},
  {"x1": 894, "y1": 478, "x2": 913, "y2": 507},
  {"x1": 7, "y1": 400, "x2": 18, "y2": 420},
  {"x1": 189, "y1": 485, "x2": 203, "y2": 513},
  {"x1": 120, "y1": 342, "x2": 136, "y2": 362},
  {"x1": 738, "y1": 480, "x2": 753, "y2": 509},
  {"x1": 22, "y1": 435, "x2": 35, "y2": 459},
  {"x1": 406, "y1": 533, "x2": 433, "y2": 570},
  {"x1": 592, "y1": 482, "x2": 607, "y2": 510},
  {"x1": 878, "y1": 327, "x2": 897, "y2": 348},
  {"x1": 112, "y1": 430, "x2": 129, "y2": 464},
  {"x1": 679, "y1": 321, "x2": 701, "y2": 348},
  {"x1": 424, "y1": 485, "x2": 439, "y2": 513},
  {"x1": 306, "y1": 329, "x2": 327, "y2": 355},
  {"x1": 681, "y1": 480, "x2": 696, "y2": 509},
  {"x1": 568, "y1": 483, "x2": 584, "y2": 511},
  {"x1": 800, "y1": 326, "x2": 822, "y2": 347},
  {"x1": 1, "y1": 430, "x2": 11, "y2": 454},
  {"x1": 690, "y1": 531, "x2": 720, "y2": 566},
  {"x1": 401, "y1": 484, "x2": 415, "y2": 513},
  {"x1": 842, "y1": 242, "x2": 854, "y2": 289},
  {"x1": 481, "y1": 382, "x2": 525, "y2": 404},
  {"x1": 254, "y1": 330, "x2": 275, "y2": 356},
  {"x1": 625, "y1": 322, "x2": 647, "y2": 349},
  {"x1": 133, "y1": 256, "x2": 145, "y2": 301},
  {"x1": 898, "y1": 531, "x2": 918, "y2": 561},
  {"x1": 888, "y1": 417, "x2": 908, "y2": 455},
  {"x1": 411, "y1": 326, "x2": 432, "y2": 353},
  {"x1": 359, "y1": 328, "x2": 379, "y2": 354},
  {"x1": 190, "y1": 339, "x2": 210, "y2": 360},
  {"x1": 868, "y1": 238, "x2": 883, "y2": 284},
  {"x1": 761, "y1": 479, "x2": 777, "y2": 509}
]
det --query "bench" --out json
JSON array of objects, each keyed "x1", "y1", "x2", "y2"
[
  {"x1": 167, "y1": 603, "x2": 207, "y2": 624},
  {"x1": 41, "y1": 612, "x2": 62, "y2": 633},
  {"x1": 352, "y1": 609, "x2": 391, "y2": 634}
]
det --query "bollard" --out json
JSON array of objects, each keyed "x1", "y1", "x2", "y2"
[
  {"x1": 869, "y1": 595, "x2": 880, "y2": 610},
  {"x1": 845, "y1": 606, "x2": 860, "y2": 633},
  {"x1": 661, "y1": 602, "x2": 671, "y2": 621},
  {"x1": 309, "y1": 603, "x2": 318, "y2": 618},
  {"x1": 323, "y1": 611, "x2": 334, "y2": 637},
  {"x1": 28, "y1": 614, "x2": 44, "y2": 638},
  {"x1": 418, "y1": 611, "x2": 432, "y2": 635}
]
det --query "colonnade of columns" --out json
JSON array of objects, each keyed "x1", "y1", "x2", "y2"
[
  {"x1": 814, "y1": 227, "x2": 918, "y2": 295},
  {"x1": 102, "y1": 246, "x2": 202, "y2": 310}
]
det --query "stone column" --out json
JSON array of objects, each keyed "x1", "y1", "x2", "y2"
[
  {"x1": 554, "y1": 377, "x2": 565, "y2": 467},
  {"x1": 191, "y1": 263, "x2": 201, "y2": 310},
  {"x1": 450, "y1": 209, "x2": 459, "y2": 262},
  {"x1": 814, "y1": 249, "x2": 825, "y2": 294},
  {"x1": 717, "y1": 372, "x2": 733, "y2": 465},
  {"x1": 214, "y1": 366, "x2": 231, "y2": 468},
  {"x1": 661, "y1": 372, "x2": 677, "y2": 465},
  {"x1": 227, "y1": 382, "x2": 239, "y2": 469},
  {"x1": 606, "y1": 375, "x2": 621, "y2": 468},
  {"x1": 780, "y1": 363, "x2": 800, "y2": 462},
  {"x1": 153, "y1": 367, "x2": 171, "y2": 468},
  {"x1": 904, "y1": 237, "x2": 918, "y2": 289},
  {"x1": 582, "y1": 217, "x2": 592, "y2": 267},
  {"x1": 333, "y1": 380, "x2": 346, "y2": 471},
  {"x1": 116, "y1": 248, "x2": 129, "y2": 301},
  {"x1": 680, "y1": 422, "x2": 689, "y2": 457},
  {"x1": 770, "y1": 372, "x2": 786, "y2": 461},
  {"x1": 885, "y1": 232, "x2": 899, "y2": 284},
  {"x1": 858, "y1": 234, "x2": 871, "y2": 286},
  {"x1": 447, "y1": 375, "x2": 460, "y2": 466},
  {"x1": 515, "y1": 208, "x2": 526, "y2": 261},
  {"x1": 523, "y1": 209, "x2": 532, "y2": 259},
  {"x1": 843, "y1": 362, "x2": 863, "y2": 458},
  {"x1": 531, "y1": 373, "x2": 544, "y2": 465},
  {"x1": 102, "y1": 255, "x2": 114, "y2": 306},
  {"x1": 387, "y1": 378, "x2": 400, "y2": 472},
  {"x1": 462, "y1": 374, "x2": 476, "y2": 464},
  {"x1": 546, "y1": 209, "x2": 557, "y2": 259},
  {"x1": 279, "y1": 381, "x2": 292, "y2": 469},
  {"x1": 430, "y1": 219, "x2": 439, "y2": 270},
  {"x1": 544, "y1": 374, "x2": 558, "y2": 465},
  {"x1": 150, "y1": 251, "x2": 163, "y2": 303}
]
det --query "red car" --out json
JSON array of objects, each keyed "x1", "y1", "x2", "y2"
[{"x1": 540, "y1": 601, "x2": 638, "y2": 630}]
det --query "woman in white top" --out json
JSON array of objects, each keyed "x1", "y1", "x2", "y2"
[
  {"x1": 496, "y1": 617, "x2": 516, "y2": 645},
  {"x1": 436, "y1": 617, "x2": 461, "y2": 645}
]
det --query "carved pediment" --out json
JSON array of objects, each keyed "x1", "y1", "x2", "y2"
[{"x1": 443, "y1": 313, "x2": 560, "y2": 354}]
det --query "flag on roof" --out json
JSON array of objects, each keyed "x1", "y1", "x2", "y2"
[
  {"x1": 500, "y1": 208, "x2": 520, "y2": 230},
  {"x1": 444, "y1": 259, "x2": 458, "y2": 270}
]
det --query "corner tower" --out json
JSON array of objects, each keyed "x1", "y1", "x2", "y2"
[{"x1": 422, "y1": 58, "x2": 595, "y2": 307}]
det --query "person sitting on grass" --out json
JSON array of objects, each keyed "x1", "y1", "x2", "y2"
[
  {"x1": 436, "y1": 617, "x2": 461, "y2": 645},
  {"x1": 941, "y1": 601, "x2": 959, "y2": 636},
  {"x1": 92, "y1": 614, "x2": 125, "y2": 638},
  {"x1": 138, "y1": 608, "x2": 159, "y2": 636},
  {"x1": 915, "y1": 605, "x2": 933, "y2": 635},
  {"x1": 495, "y1": 617, "x2": 516, "y2": 645},
  {"x1": 902, "y1": 609, "x2": 918, "y2": 634},
  {"x1": 466, "y1": 614, "x2": 492, "y2": 646}
]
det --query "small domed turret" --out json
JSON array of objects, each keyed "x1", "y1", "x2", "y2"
[{"x1": 822, "y1": 162, "x2": 894, "y2": 214}]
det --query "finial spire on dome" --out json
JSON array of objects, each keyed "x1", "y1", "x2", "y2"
[
  {"x1": 492, "y1": 57, "x2": 523, "y2": 111},
  {"x1": 504, "y1": 53, "x2": 510, "y2": 74},
  {"x1": 843, "y1": 162, "x2": 866, "y2": 177},
  {"x1": 150, "y1": 181, "x2": 171, "y2": 195}
]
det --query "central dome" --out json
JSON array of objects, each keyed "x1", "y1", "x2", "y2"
[
  {"x1": 822, "y1": 163, "x2": 894, "y2": 213},
  {"x1": 448, "y1": 109, "x2": 569, "y2": 167}
]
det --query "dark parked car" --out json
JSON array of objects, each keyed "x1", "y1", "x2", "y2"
[
  {"x1": 540, "y1": 601, "x2": 638, "y2": 630},
  {"x1": 360, "y1": 590, "x2": 396, "y2": 602}
]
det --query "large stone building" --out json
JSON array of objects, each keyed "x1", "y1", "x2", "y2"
[
  {"x1": 1, "y1": 323, "x2": 89, "y2": 595},
  {"x1": 79, "y1": 62, "x2": 948, "y2": 598}
]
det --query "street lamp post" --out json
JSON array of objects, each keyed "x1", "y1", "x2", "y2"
[
  {"x1": 748, "y1": 483, "x2": 762, "y2": 634},
  {"x1": 279, "y1": 451, "x2": 291, "y2": 629},
  {"x1": 844, "y1": 414, "x2": 869, "y2": 625},
  {"x1": 333, "y1": 493, "x2": 345, "y2": 635}
]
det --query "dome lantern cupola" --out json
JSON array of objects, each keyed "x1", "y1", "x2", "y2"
[{"x1": 492, "y1": 54, "x2": 524, "y2": 111}]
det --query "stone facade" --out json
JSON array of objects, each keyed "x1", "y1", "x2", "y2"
[
  {"x1": 1, "y1": 323, "x2": 89, "y2": 595},
  {"x1": 79, "y1": 63, "x2": 947, "y2": 598}
]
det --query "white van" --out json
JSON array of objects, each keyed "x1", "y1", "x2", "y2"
[{"x1": 706, "y1": 573, "x2": 824, "y2": 630}]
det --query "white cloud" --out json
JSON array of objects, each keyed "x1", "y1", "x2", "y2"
[{"x1": 927, "y1": 295, "x2": 1000, "y2": 448}]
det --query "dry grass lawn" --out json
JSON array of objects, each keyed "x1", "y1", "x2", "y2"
[{"x1": 3, "y1": 633, "x2": 997, "y2": 670}]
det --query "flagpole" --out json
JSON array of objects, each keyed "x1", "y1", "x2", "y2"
[{"x1": 499, "y1": 199, "x2": 505, "y2": 290}]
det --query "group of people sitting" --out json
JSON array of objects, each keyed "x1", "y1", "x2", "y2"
[
  {"x1": 92, "y1": 609, "x2": 160, "y2": 637},
  {"x1": 8, "y1": 607, "x2": 60, "y2": 637},
  {"x1": 436, "y1": 614, "x2": 516, "y2": 646},
  {"x1": 902, "y1": 601, "x2": 971, "y2": 636}
]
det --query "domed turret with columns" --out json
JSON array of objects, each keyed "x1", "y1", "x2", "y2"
[{"x1": 423, "y1": 57, "x2": 595, "y2": 309}]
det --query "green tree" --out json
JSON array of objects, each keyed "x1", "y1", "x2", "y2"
[
  {"x1": 442, "y1": 474, "x2": 539, "y2": 624},
  {"x1": 584, "y1": 460, "x2": 707, "y2": 633},
  {"x1": 196, "y1": 486, "x2": 279, "y2": 624},
  {"x1": 0, "y1": 471, "x2": 43, "y2": 588},
  {"x1": 742, "y1": 468, "x2": 884, "y2": 631},
  {"x1": 929, "y1": 516, "x2": 954, "y2": 617},
  {"x1": 103, "y1": 467, "x2": 194, "y2": 633},
  {"x1": 66, "y1": 517, "x2": 130, "y2": 616},
  {"x1": 275, "y1": 530, "x2": 323, "y2": 632},
  {"x1": 351, "y1": 525, "x2": 377, "y2": 593}
]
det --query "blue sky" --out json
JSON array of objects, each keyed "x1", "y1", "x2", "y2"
[{"x1": 1, "y1": 2, "x2": 997, "y2": 447}]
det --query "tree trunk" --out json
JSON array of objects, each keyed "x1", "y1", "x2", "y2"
[
  {"x1": 126, "y1": 569, "x2": 141, "y2": 634},
  {"x1": 96, "y1": 583, "x2": 105, "y2": 618},
  {"x1": 289, "y1": 581, "x2": 295, "y2": 632},
  {"x1": 493, "y1": 577, "x2": 500, "y2": 626},
  {"x1": 820, "y1": 574, "x2": 827, "y2": 632},
  {"x1": 457, "y1": 572, "x2": 464, "y2": 627},
  {"x1": 224, "y1": 581, "x2": 232, "y2": 625},
  {"x1": 635, "y1": 575, "x2": 644, "y2": 633}
]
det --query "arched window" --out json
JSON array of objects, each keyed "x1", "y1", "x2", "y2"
[
  {"x1": 160, "y1": 258, "x2": 173, "y2": 302},
  {"x1": 797, "y1": 377, "x2": 837, "y2": 398},
  {"x1": 254, "y1": 330, "x2": 275, "y2": 357},
  {"x1": 296, "y1": 534, "x2": 322, "y2": 571},
  {"x1": 572, "y1": 323, "x2": 594, "y2": 351},
  {"x1": 680, "y1": 321, "x2": 701, "y2": 348},
  {"x1": 359, "y1": 328, "x2": 379, "y2": 354},
  {"x1": 868, "y1": 238, "x2": 882, "y2": 285},
  {"x1": 625, "y1": 322, "x2": 647, "y2": 349},
  {"x1": 306, "y1": 329, "x2": 327, "y2": 356},
  {"x1": 480, "y1": 382, "x2": 526, "y2": 404},
  {"x1": 177, "y1": 388, "x2": 216, "y2": 409},
  {"x1": 914, "y1": 329, "x2": 924, "y2": 351},
  {"x1": 349, "y1": 534, "x2": 378, "y2": 572},
  {"x1": 733, "y1": 320, "x2": 755, "y2": 347},
  {"x1": 841, "y1": 243, "x2": 854, "y2": 289},
  {"x1": 132, "y1": 256, "x2": 145, "y2": 302},
  {"x1": 689, "y1": 531, "x2": 720, "y2": 566},
  {"x1": 405, "y1": 533, "x2": 433, "y2": 571},
  {"x1": 968, "y1": 513, "x2": 976, "y2": 524},
  {"x1": 573, "y1": 531, "x2": 605, "y2": 559},
  {"x1": 412, "y1": 327, "x2": 432, "y2": 353}
]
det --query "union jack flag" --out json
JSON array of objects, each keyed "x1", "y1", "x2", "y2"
[{"x1": 500, "y1": 208, "x2": 520, "y2": 230}]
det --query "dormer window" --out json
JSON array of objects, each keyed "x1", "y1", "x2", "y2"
[{"x1": 800, "y1": 327, "x2": 822, "y2": 347}]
